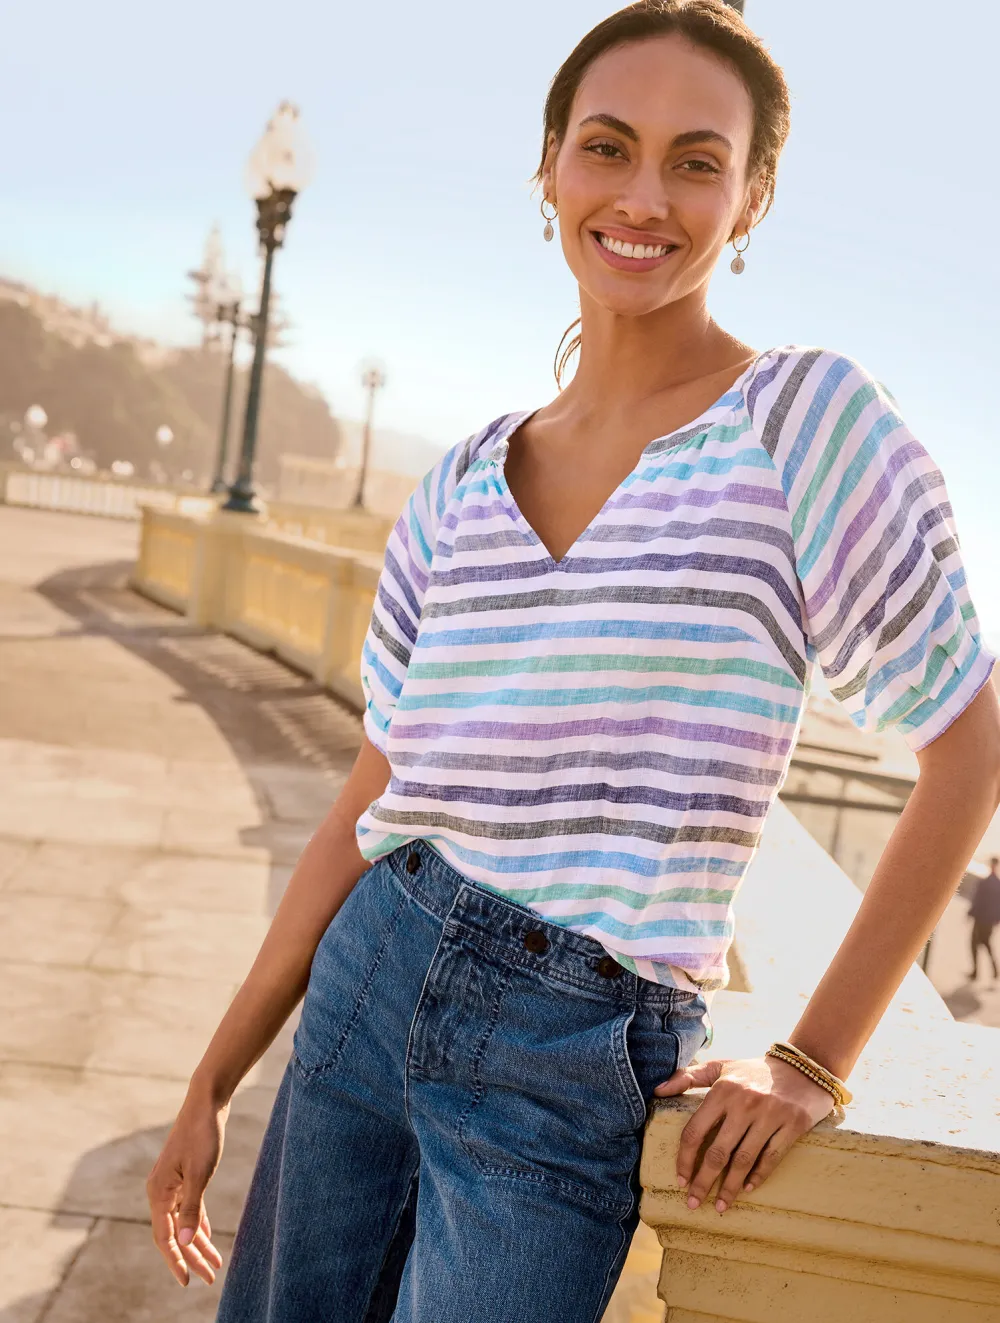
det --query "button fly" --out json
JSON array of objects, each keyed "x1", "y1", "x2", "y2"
[
  {"x1": 405, "y1": 851, "x2": 421, "y2": 874},
  {"x1": 597, "y1": 955, "x2": 624, "y2": 979},
  {"x1": 523, "y1": 930, "x2": 549, "y2": 955}
]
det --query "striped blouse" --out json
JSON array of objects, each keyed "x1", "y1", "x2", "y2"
[{"x1": 356, "y1": 347, "x2": 992, "y2": 990}]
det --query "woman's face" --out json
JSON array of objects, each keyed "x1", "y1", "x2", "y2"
[{"x1": 544, "y1": 34, "x2": 759, "y2": 319}]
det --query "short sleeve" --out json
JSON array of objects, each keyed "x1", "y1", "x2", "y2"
[
  {"x1": 762, "y1": 350, "x2": 993, "y2": 751},
  {"x1": 360, "y1": 432, "x2": 482, "y2": 753}
]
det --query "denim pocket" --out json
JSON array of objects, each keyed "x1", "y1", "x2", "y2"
[
  {"x1": 292, "y1": 861, "x2": 410, "y2": 1078},
  {"x1": 410, "y1": 944, "x2": 647, "y2": 1216}
]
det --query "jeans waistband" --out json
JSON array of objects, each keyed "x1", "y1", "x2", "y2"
[{"x1": 385, "y1": 843, "x2": 697, "y2": 1012}]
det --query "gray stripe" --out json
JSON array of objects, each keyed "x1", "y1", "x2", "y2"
[
  {"x1": 369, "y1": 806, "x2": 760, "y2": 849},
  {"x1": 452, "y1": 433, "x2": 481, "y2": 486},
  {"x1": 390, "y1": 747, "x2": 781, "y2": 787},
  {"x1": 759, "y1": 349, "x2": 825, "y2": 458},
  {"x1": 389, "y1": 776, "x2": 769, "y2": 818},
  {"x1": 644, "y1": 421, "x2": 718, "y2": 457},
  {"x1": 421, "y1": 584, "x2": 806, "y2": 684},
  {"x1": 369, "y1": 611, "x2": 411, "y2": 670},
  {"x1": 585, "y1": 515, "x2": 796, "y2": 564},
  {"x1": 829, "y1": 561, "x2": 942, "y2": 703},
  {"x1": 809, "y1": 474, "x2": 947, "y2": 654},
  {"x1": 878, "y1": 562, "x2": 941, "y2": 650}
]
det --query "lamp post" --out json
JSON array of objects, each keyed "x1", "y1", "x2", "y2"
[
  {"x1": 223, "y1": 102, "x2": 313, "y2": 513},
  {"x1": 352, "y1": 364, "x2": 386, "y2": 510},
  {"x1": 210, "y1": 270, "x2": 244, "y2": 495}
]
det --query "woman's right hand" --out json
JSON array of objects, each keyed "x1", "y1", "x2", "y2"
[{"x1": 147, "y1": 1093, "x2": 228, "y2": 1287}]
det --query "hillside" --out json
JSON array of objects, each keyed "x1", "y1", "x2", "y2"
[{"x1": 0, "y1": 281, "x2": 342, "y2": 490}]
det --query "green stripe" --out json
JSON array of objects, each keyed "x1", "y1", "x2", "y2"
[
  {"x1": 493, "y1": 882, "x2": 736, "y2": 908},
  {"x1": 791, "y1": 383, "x2": 879, "y2": 541},
  {"x1": 407, "y1": 653, "x2": 800, "y2": 689}
]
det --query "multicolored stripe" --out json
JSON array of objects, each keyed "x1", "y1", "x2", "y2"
[{"x1": 357, "y1": 347, "x2": 992, "y2": 990}]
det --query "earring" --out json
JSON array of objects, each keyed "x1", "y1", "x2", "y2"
[
  {"x1": 730, "y1": 232, "x2": 750, "y2": 274},
  {"x1": 541, "y1": 199, "x2": 557, "y2": 242}
]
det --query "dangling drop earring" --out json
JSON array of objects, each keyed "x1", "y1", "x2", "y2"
[
  {"x1": 730, "y1": 232, "x2": 750, "y2": 274},
  {"x1": 541, "y1": 199, "x2": 557, "y2": 243}
]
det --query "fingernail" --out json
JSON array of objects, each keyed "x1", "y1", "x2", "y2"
[
  {"x1": 743, "y1": 1182, "x2": 754, "y2": 1193},
  {"x1": 178, "y1": 1228, "x2": 194, "y2": 1247},
  {"x1": 676, "y1": 1176, "x2": 688, "y2": 1189},
  {"x1": 687, "y1": 1195, "x2": 700, "y2": 1210},
  {"x1": 715, "y1": 1199, "x2": 727, "y2": 1214}
]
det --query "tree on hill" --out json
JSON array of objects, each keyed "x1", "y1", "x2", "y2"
[{"x1": 0, "y1": 296, "x2": 342, "y2": 490}]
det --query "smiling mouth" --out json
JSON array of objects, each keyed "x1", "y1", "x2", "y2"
[{"x1": 594, "y1": 231, "x2": 678, "y2": 261}]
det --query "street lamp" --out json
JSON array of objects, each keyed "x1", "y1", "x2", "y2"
[
  {"x1": 223, "y1": 102, "x2": 314, "y2": 513},
  {"x1": 209, "y1": 269, "x2": 245, "y2": 495},
  {"x1": 352, "y1": 363, "x2": 386, "y2": 510}
]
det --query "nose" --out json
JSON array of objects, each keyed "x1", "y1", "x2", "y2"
[{"x1": 613, "y1": 162, "x2": 671, "y2": 227}]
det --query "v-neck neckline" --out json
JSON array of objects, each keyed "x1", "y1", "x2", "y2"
[{"x1": 487, "y1": 354, "x2": 762, "y2": 569}]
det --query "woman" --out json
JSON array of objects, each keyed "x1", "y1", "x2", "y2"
[{"x1": 148, "y1": 3, "x2": 1000, "y2": 1319}]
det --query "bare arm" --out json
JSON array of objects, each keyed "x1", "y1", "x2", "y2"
[
  {"x1": 659, "y1": 680, "x2": 1000, "y2": 1213},
  {"x1": 147, "y1": 736, "x2": 391, "y2": 1285}
]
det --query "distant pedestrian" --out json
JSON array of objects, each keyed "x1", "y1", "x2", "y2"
[{"x1": 969, "y1": 857, "x2": 1000, "y2": 982}]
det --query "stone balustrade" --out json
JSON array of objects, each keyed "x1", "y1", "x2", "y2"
[
  {"x1": 133, "y1": 505, "x2": 380, "y2": 708},
  {"x1": 0, "y1": 462, "x2": 214, "y2": 521},
  {"x1": 642, "y1": 805, "x2": 1000, "y2": 1321},
  {"x1": 131, "y1": 504, "x2": 1000, "y2": 1323}
]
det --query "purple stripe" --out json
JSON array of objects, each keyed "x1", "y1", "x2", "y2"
[
  {"x1": 803, "y1": 438, "x2": 925, "y2": 617},
  {"x1": 390, "y1": 714, "x2": 792, "y2": 757},
  {"x1": 608, "y1": 482, "x2": 787, "y2": 516}
]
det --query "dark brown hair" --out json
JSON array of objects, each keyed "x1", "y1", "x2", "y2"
[{"x1": 539, "y1": 0, "x2": 791, "y2": 384}]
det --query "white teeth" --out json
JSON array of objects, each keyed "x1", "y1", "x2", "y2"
[{"x1": 598, "y1": 233, "x2": 671, "y2": 260}]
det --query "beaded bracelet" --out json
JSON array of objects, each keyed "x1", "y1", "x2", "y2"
[{"x1": 765, "y1": 1041, "x2": 853, "y2": 1106}]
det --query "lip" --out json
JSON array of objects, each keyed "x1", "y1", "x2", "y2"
[{"x1": 589, "y1": 227, "x2": 680, "y2": 273}]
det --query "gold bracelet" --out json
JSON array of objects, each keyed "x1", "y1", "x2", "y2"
[{"x1": 765, "y1": 1042, "x2": 853, "y2": 1106}]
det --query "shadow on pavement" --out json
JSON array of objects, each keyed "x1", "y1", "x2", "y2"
[{"x1": 9, "y1": 557, "x2": 364, "y2": 1321}]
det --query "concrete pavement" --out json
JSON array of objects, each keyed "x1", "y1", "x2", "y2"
[{"x1": 0, "y1": 505, "x2": 360, "y2": 1319}]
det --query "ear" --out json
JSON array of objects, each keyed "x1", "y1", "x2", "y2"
[
  {"x1": 540, "y1": 130, "x2": 560, "y2": 205},
  {"x1": 738, "y1": 171, "x2": 767, "y2": 235}
]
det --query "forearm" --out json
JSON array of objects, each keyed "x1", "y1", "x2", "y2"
[
  {"x1": 790, "y1": 686, "x2": 1000, "y2": 1080},
  {"x1": 189, "y1": 739, "x2": 390, "y2": 1107}
]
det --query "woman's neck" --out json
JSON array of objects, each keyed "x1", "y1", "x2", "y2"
[{"x1": 562, "y1": 287, "x2": 751, "y2": 418}]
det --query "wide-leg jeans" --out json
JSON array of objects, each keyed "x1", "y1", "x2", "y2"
[{"x1": 217, "y1": 843, "x2": 710, "y2": 1323}]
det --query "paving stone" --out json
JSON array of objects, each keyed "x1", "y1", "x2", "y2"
[
  {"x1": 0, "y1": 893, "x2": 123, "y2": 965},
  {"x1": 41, "y1": 1218, "x2": 234, "y2": 1323},
  {"x1": 0, "y1": 795, "x2": 164, "y2": 849},
  {"x1": 122, "y1": 854, "x2": 271, "y2": 915},
  {"x1": 0, "y1": 839, "x2": 33, "y2": 888},
  {"x1": 3, "y1": 842, "x2": 149, "y2": 901},
  {"x1": 89, "y1": 905, "x2": 270, "y2": 982},
  {"x1": 0, "y1": 962, "x2": 234, "y2": 1078},
  {"x1": 0, "y1": 1208, "x2": 94, "y2": 1323}
]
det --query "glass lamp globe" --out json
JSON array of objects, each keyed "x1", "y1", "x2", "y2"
[{"x1": 245, "y1": 101, "x2": 315, "y2": 201}]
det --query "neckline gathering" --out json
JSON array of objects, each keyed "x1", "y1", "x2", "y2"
[{"x1": 485, "y1": 350, "x2": 768, "y2": 569}]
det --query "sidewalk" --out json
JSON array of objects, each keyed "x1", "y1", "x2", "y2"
[{"x1": 0, "y1": 506, "x2": 360, "y2": 1319}]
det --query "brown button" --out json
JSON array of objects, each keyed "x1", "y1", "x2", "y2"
[
  {"x1": 405, "y1": 851, "x2": 421, "y2": 874},
  {"x1": 597, "y1": 956, "x2": 624, "y2": 979},
  {"x1": 523, "y1": 930, "x2": 549, "y2": 955}
]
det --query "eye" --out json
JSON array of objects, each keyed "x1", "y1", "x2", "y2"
[
  {"x1": 582, "y1": 139, "x2": 627, "y2": 161},
  {"x1": 678, "y1": 158, "x2": 721, "y2": 174}
]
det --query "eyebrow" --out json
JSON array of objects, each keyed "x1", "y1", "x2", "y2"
[{"x1": 577, "y1": 115, "x2": 733, "y2": 154}]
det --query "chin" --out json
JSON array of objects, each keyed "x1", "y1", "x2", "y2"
[{"x1": 588, "y1": 281, "x2": 681, "y2": 320}]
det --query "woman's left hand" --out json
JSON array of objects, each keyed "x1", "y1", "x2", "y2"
[{"x1": 653, "y1": 1055, "x2": 836, "y2": 1213}]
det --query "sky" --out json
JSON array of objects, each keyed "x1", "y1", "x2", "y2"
[{"x1": 2, "y1": 0, "x2": 999, "y2": 628}]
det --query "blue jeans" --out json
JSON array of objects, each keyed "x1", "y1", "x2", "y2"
[{"x1": 217, "y1": 844, "x2": 710, "y2": 1323}]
